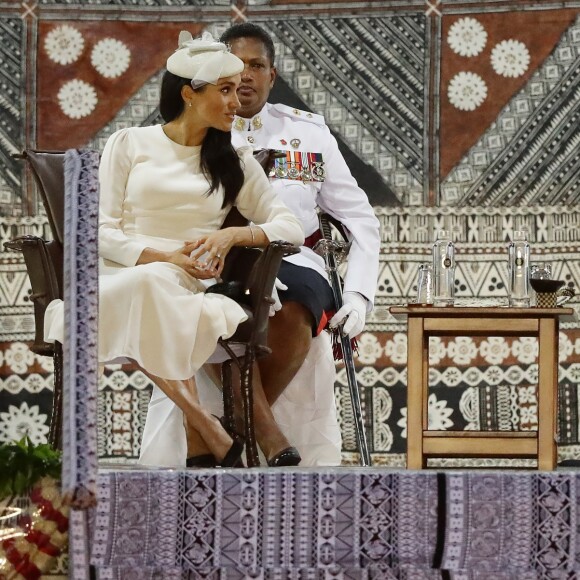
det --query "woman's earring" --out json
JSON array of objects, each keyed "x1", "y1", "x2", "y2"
[{"x1": 188, "y1": 102, "x2": 192, "y2": 108}]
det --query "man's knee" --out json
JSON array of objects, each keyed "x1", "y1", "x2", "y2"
[
  {"x1": 272, "y1": 301, "x2": 313, "y2": 333},
  {"x1": 269, "y1": 301, "x2": 313, "y2": 356}
]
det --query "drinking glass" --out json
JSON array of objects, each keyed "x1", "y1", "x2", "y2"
[{"x1": 415, "y1": 263, "x2": 434, "y2": 305}]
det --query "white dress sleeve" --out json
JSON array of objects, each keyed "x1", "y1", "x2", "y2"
[
  {"x1": 235, "y1": 147, "x2": 305, "y2": 246},
  {"x1": 98, "y1": 128, "x2": 149, "y2": 267}
]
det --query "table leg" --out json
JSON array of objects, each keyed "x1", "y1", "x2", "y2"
[
  {"x1": 407, "y1": 317, "x2": 425, "y2": 469},
  {"x1": 537, "y1": 318, "x2": 558, "y2": 471}
]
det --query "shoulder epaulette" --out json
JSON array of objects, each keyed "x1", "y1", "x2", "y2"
[{"x1": 270, "y1": 103, "x2": 325, "y2": 126}]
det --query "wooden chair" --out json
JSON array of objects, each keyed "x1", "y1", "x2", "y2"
[
  {"x1": 215, "y1": 241, "x2": 299, "y2": 467},
  {"x1": 4, "y1": 151, "x2": 65, "y2": 449},
  {"x1": 205, "y1": 148, "x2": 300, "y2": 467}
]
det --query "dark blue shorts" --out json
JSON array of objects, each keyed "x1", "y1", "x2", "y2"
[{"x1": 277, "y1": 260, "x2": 334, "y2": 337}]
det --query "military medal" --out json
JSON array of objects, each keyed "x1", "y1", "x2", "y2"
[
  {"x1": 274, "y1": 153, "x2": 287, "y2": 178},
  {"x1": 307, "y1": 152, "x2": 325, "y2": 181},
  {"x1": 268, "y1": 149, "x2": 325, "y2": 182},
  {"x1": 287, "y1": 164, "x2": 300, "y2": 179},
  {"x1": 312, "y1": 164, "x2": 325, "y2": 180}
]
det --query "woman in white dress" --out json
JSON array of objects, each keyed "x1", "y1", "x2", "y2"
[{"x1": 98, "y1": 31, "x2": 304, "y2": 467}]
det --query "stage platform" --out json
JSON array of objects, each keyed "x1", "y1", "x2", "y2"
[{"x1": 73, "y1": 466, "x2": 580, "y2": 579}]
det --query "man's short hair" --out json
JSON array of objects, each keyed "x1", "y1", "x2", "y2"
[{"x1": 220, "y1": 23, "x2": 276, "y2": 66}]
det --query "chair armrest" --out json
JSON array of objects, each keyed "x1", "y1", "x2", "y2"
[{"x1": 5, "y1": 235, "x2": 62, "y2": 356}]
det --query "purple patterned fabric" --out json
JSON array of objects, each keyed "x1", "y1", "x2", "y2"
[
  {"x1": 62, "y1": 148, "x2": 100, "y2": 510},
  {"x1": 91, "y1": 472, "x2": 436, "y2": 578},
  {"x1": 89, "y1": 469, "x2": 580, "y2": 578},
  {"x1": 61, "y1": 149, "x2": 100, "y2": 580}
]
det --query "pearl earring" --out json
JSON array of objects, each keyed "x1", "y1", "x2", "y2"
[{"x1": 188, "y1": 102, "x2": 192, "y2": 108}]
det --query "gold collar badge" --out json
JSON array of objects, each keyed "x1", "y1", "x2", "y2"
[
  {"x1": 252, "y1": 116, "x2": 263, "y2": 130},
  {"x1": 234, "y1": 117, "x2": 246, "y2": 131}
]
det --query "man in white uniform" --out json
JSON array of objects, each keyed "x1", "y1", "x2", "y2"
[{"x1": 139, "y1": 23, "x2": 380, "y2": 467}]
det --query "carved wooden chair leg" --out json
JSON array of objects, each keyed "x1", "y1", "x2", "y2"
[
  {"x1": 220, "y1": 340, "x2": 259, "y2": 467},
  {"x1": 221, "y1": 359, "x2": 236, "y2": 439},
  {"x1": 49, "y1": 342, "x2": 63, "y2": 450},
  {"x1": 240, "y1": 347, "x2": 259, "y2": 467}
]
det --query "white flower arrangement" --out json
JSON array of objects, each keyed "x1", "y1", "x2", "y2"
[
  {"x1": 448, "y1": 71, "x2": 487, "y2": 111},
  {"x1": 91, "y1": 38, "x2": 131, "y2": 79},
  {"x1": 491, "y1": 39, "x2": 530, "y2": 78},
  {"x1": 57, "y1": 79, "x2": 98, "y2": 119},
  {"x1": 447, "y1": 17, "x2": 487, "y2": 57},
  {"x1": 44, "y1": 24, "x2": 85, "y2": 66}
]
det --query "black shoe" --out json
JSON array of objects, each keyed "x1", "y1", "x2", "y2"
[
  {"x1": 218, "y1": 437, "x2": 245, "y2": 468},
  {"x1": 267, "y1": 447, "x2": 301, "y2": 467},
  {"x1": 186, "y1": 454, "x2": 217, "y2": 468}
]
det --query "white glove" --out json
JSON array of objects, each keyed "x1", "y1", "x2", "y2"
[
  {"x1": 269, "y1": 278, "x2": 288, "y2": 317},
  {"x1": 329, "y1": 291, "x2": 367, "y2": 338}
]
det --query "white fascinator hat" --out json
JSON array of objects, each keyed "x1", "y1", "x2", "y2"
[{"x1": 166, "y1": 30, "x2": 244, "y2": 88}]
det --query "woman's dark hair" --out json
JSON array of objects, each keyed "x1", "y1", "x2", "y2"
[{"x1": 159, "y1": 70, "x2": 245, "y2": 208}]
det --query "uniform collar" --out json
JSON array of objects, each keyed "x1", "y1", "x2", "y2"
[{"x1": 233, "y1": 104, "x2": 269, "y2": 132}]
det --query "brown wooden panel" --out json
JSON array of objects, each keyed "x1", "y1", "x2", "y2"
[
  {"x1": 423, "y1": 436, "x2": 537, "y2": 457},
  {"x1": 423, "y1": 318, "x2": 538, "y2": 335},
  {"x1": 426, "y1": 430, "x2": 536, "y2": 438}
]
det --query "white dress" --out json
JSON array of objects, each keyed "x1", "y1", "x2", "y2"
[
  {"x1": 139, "y1": 104, "x2": 381, "y2": 467},
  {"x1": 50, "y1": 125, "x2": 304, "y2": 380}
]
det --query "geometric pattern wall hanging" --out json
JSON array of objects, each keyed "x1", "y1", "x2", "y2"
[{"x1": 1, "y1": 0, "x2": 579, "y2": 468}]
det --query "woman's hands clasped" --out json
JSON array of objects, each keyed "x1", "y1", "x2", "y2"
[
  {"x1": 178, "y1": 228, "x2": 239, "y2": 279},
  {"x1": 165, "y1": 243, "x2": 218, "y2": 279}
]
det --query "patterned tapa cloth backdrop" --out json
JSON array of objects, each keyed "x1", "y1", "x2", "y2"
[{"x1": 1, "y1": 0, "x2": 580, "y2": 465}]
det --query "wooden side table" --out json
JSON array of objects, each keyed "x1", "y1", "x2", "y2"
[{"x1": 389, "y1": 306, "x2": 576, "y2": 470}]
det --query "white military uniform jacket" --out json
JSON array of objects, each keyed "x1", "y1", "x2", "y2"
[{"x1": 231, "y1": 102, "x2": 380, "y2": 309}]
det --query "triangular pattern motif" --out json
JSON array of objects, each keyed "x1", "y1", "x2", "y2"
[
  {"x1": 0, "y1": 269, "x2": 31, "y2": 307},
  {"x1": 378, "y1": 261, "x2": 418, "y2": 303},
  {"x1": 440, "y1": 9, "x2": 577, "y2": 180},
  {"x1": 455, "y1": 260, "x2": 508, "y2": 297},
  {"x1": 36, "y1": 21, "x2": 204, "y2": 149},
  {"x1": 87, "y1": 70, "x2": 164, "y2": 151},
  {"x1": 441, "y1": 14, "x2": 580, "y2": 206},
  {"x1": 269, "y1": 17, "x2": 426, "y2": 206}
]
